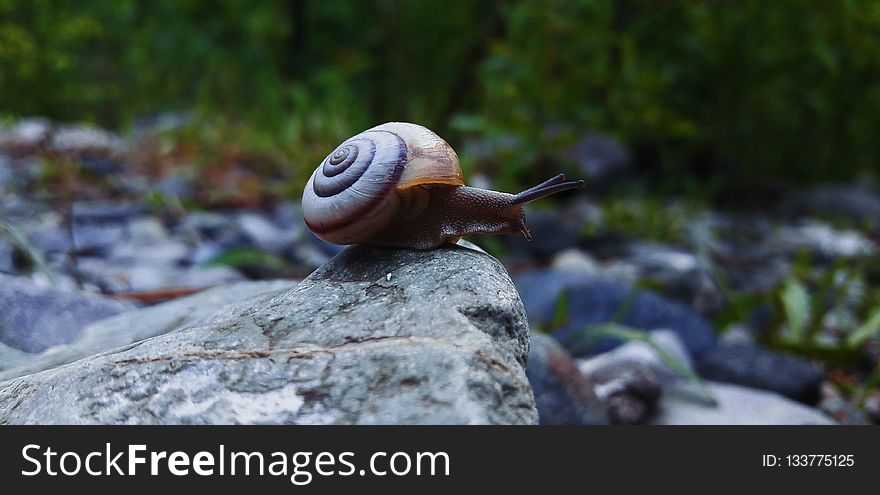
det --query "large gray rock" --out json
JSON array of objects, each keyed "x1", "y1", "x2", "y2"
[
  {"x1": 0, "y1": 274, "x2": 134, "y2": 353},
  {"x1": 0, "y1": 280, "x2": 297, "y2": 381},
  {"x1": 0, "y1": 245, "x2": 537, "y2": 424}
]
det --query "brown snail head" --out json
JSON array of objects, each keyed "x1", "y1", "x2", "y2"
[{"x1": 302, "y1": 122, "x2": 584, "y2": 250}]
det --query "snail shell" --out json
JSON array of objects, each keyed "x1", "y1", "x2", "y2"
[{"x1": 302, "y1": 123, "x2": 461, "y2": 245}]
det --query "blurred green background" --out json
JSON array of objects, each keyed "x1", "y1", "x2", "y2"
[{"x1": 2, "y1": 0, "x2": 879, "y2": 197}]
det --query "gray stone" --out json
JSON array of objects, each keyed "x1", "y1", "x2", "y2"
[
  {"x1": 50, "y1": 124, "x2": 124, "y2": 154},
  {"x1": 719, "y1": 324, "x2": 757, "y2": 346},
  {"x1": 863, "y1": 391, "x2": 880, "y2": 425},
  {"x1": 109, "y1": 240, "x2": 190, "y2": 266},
  {"x1": 565, "y1": 132, "x2": 630, "y2": 183},
  {"x1": 75, "y1": 255, "x2": 244, "y2": 293},
  {"x1": 0, "y1": 274, "x2": 134, "y2": 353},
  {"x1": 697, "y1": 344, "x2": 824, "y2": 404},
  {"x1": 0, "y1": 245, "x2": 537, "y2": 424},
  {"x1": 176, "y1": 211, "x2": 247, "y2": 253},
  {"x1": 190, "y1": 242, "x2": 226, "y2": 264},
  {"x1": 131, "y1": 112, "x2": 193, "y2": 135},
  {"x1": 618, "y1": 243, "x2": 723, "y2": 314},
  {"x1": 785, "y1": 184, "x2": 880, "y2": 228},
  {"x1": 0, "y1": 342, "x2": 31, "y2": 372},
  {"x1": 71, "y1": 223, "x2": 127, "y2": 255},
  {"x1": 574, "y1": 330, "x2": 691, "y2": 424},
  {"x1": 578, "y1": 329, "x2": 693, "y2": 384},
  {"x1": 172, "y1": 265, "x2": 246, "y2": 289},
  {"x1": 502, "y1": 208, "x2": 581, "y2": 258},
  {"x1": 152, "y1": 175, "x2": 195, "y2": 201},
  {"x1": 817, "y1": 383, "x2": 871, "y2": 425},
  {"x1": 0, "y1": 240, "x2": 14, "y2": 274},
  {"x1": 237, "y1": 212, "x2": 299, "y2": 254},
  {"x1": 651, "y1": 382, "x2": 835, "y2": 425},
  {"x1": 550, "y1": 248, "x2": 600, "y2": 275},
  {"x1": 0, "y1": 280, "x2": 297, "y2": 380},
  {"x1": 126, "y1": 217, "x2": 169, "y2": 244},
  {"x1": 771, "y1": 222, "x2": 875, "y2": 259},
  {"x1": 271, "y1": 201, "x2": 306, "y2": 231},
  {"x1": 177, "y1": 211, "x2": 237, "y2": 240},
  {"x1": 526, "y1": 333, "x2": 606, "y2": 425},
  {"x1": 27, "y1": 225, "x2": 70, "y2": 255},
  {"x1": 0, "y1": 118, "x2": 52, "y2": 152},
  {"x1": 0, "y1": 155, "x2": 13, "y2": 192},
  {"x1": 593, "y1": 366, "x2": 662, "y2": 425},
  {"x1": 515, "y1": 269, "x2": 717, "y2": 358},
  {"x1": 78, "y1": 155, "x2": 123, "y2": 176},
  {"x1": 72, "y1": 201, "x2": 146, "y2": 223}
]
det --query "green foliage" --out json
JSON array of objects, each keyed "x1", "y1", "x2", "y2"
[
  {"x1": 205, "y1": 248, "x2": 290, "y2": 271},
  {"x1": 467, "y1": 0, "x2": 880, "y2": 188},
  {"x1": 2, "y1": 0, "x2": 880, "y2": 192},
  {"x1": 780, "y1": 278, "x2": 812, "y2": 341},
  {"x1": 848, "y1": 307, "x2": 880, "y2": 348},
  {"x1": 761, "y1": 259, "x2": 880, "y2": 365},
  {"x1": 593, "y1": 195, "x2": 704, "y2": 243}
]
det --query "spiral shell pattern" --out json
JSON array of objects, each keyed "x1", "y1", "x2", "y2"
[
  {"x1": 302, "y1": 122, "x2": 464, "y2": 245},
  {"x1": 302, "y1": 129, "x2": 407, "y2": 244}
]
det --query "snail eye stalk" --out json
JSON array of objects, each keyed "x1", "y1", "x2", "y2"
[{"x1": 512, "y1": 174, "x2": 585, "y2": 205}]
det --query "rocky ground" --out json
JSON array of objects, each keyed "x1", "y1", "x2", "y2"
[{"x1": 1, "y1": 117, "x2": 879, "y2": 424}]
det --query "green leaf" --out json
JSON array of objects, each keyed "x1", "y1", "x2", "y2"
[
  {"x1": 205, "y1": 248, "x2": 289, "y2": 270},
  {"x1": 545, "y1": 288, "x2": 570, "y2": 334},
  {"x1": 781, "y1": 278, "x2": 811, "y2": 341},
  {"x1": 848, "y1": 307, "x2": 880, "y2": 348}
]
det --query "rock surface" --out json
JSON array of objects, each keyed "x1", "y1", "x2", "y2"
[
  {"x1": 578, "y1": 329, "x2": 694, "y2": 384},
  {"x1": 515, "y1": 270, "x2": 717, "y2": 358},
  {"x1": 0, "y1": 245, "x2": 538, "y2": 424},
  {"x1": 0, "y1": 274, "x2": 134, "y2": 353},
  {"x1": 0, "y1": 342, "x2": 31, "y2": 372},
  {"x1": 0, "y1": 280, "x2": 298, "y2": 381},
  {"x1": 651, "y1": 381, "x2": 834, "y2": 425},
  {"x1": 697, "y1": 344, "x2": 824, "y2": 404},
  {"x1": 784, "y1": 184, "x2": 880, "y2": 230},
  {"x1": 526, "y1": 333, "x2": 606, "y2": 425},
  {"x1": 576, "y1": 330, "x2": 694, "y2": 424}
]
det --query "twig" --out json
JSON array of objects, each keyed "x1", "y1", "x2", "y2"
[{"x1": 110, "y1": 286, "x2": 209, "y2": 303}]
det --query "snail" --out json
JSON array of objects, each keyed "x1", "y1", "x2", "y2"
[{"x1": 302, "y1": 122, "x2": 584, "y2": 250}]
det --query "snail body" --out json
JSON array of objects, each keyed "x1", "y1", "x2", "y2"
[{"x1": 302, "y1": 122, "x2": 584, "y2": 250}]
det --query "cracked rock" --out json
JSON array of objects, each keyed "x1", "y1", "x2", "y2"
[{"x1": 0, "y1": 245, "x2": 537, "y2": 424}]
